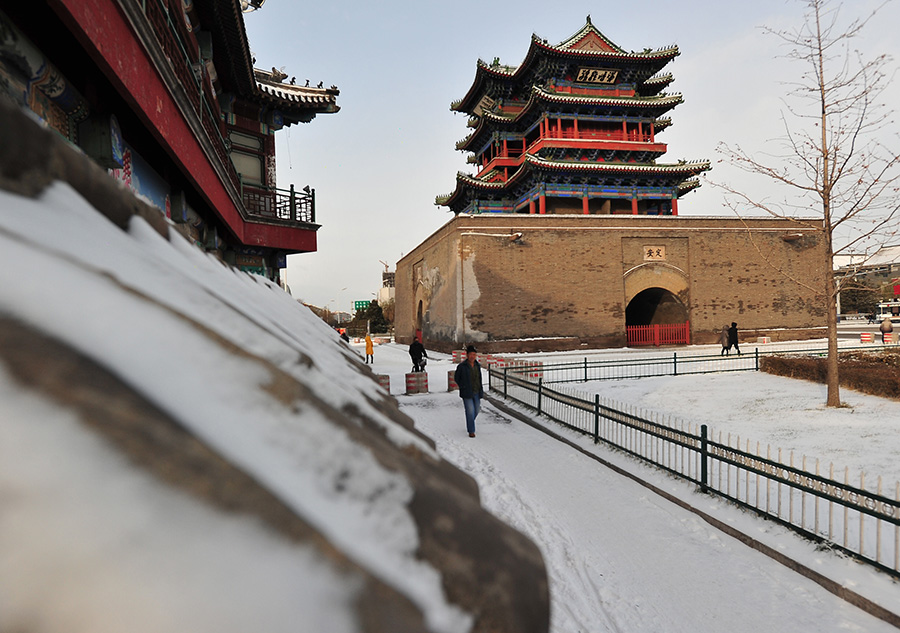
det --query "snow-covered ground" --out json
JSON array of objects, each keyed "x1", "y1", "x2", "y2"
[{"x1": 362, "y1": 343, "x2": 900, "y2": 633}]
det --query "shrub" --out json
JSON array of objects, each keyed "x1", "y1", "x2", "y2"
[{"x1": 760, "y1": 350, "x2": 900, "y2": 400}]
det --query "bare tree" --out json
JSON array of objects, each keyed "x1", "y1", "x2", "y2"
[{"x1": 715, "y1": 0, "x2": 900, "y2": 406}]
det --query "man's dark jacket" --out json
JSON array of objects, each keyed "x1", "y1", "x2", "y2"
[{"x1": 454, "y1": 361, "x2": 484, "y2": 399}]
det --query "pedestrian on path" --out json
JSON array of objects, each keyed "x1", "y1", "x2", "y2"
[
  {"x1": 409, "y1": 339, "x2": 427, "y2": 372},
  {"x1": 364, "y1": 334, "x2": 374, "y2": 364},
  {"x1": 454, "y1": 345, "x2": 484, "y2": 438},
  {"x1": 880, "y1": 318, "x2": 894, "y2": 344},
  {"x1": 728, "y1": 322, "x2": 742, "y2": 356},
  {"x1": 719, "y1": 325, "x2": 730, "y2": 356}
]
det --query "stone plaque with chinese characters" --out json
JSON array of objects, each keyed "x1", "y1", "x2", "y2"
[
  {"x1": 575, "y1": 67, "x2": 619, "y2": 84},
  {"x1": 643, "y1": 246, "x2": 666, "y2": 261}
]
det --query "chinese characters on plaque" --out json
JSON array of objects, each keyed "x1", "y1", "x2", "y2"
[
  {"x1": 576, "y1": 67, "x2": 619, "y2": 84},
  {"x1": 643, "y1": 246, "x2": 666, "y2": 261}
]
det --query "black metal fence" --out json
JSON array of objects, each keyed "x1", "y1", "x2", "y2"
[
  {"x1": 487, "y1": 363, "x2": 900, "y2": 579},
  {"x1": 498, "y1": 343, "x2": 897, "y2": 384}
]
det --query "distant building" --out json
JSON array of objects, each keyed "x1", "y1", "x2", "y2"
[
  {"x1": 397, "y1": 19, "x2": 827, "y2": 352},
  {"x1": 0, "y1": 0, "x2": 339, "y2": 283},
  {"x1": 378, "y1": 269, "x2": 395, "y2": 306},
  {"x1": 835, "y1": 244, "x2": 900, "y2": 298}
]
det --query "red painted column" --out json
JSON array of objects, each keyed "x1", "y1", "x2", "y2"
[
  {"x1": 529, "y1": 198, "x2": 536, "y2": 214},
  {"x1": 672, "y1": 197, "x2": 679, "y2": 216},
  {"x1": 622, "y1": 120, "x2": 628, "y2": 140},
  {"x1": 502, "y1": 139, "x2": 508, "y2": 157},
  {"x1": 638, "y1": 121, "x2": 643, "y2": 141},
  {"x1": 631, "y1": 197, "x2": 639, "y2": 215},
  {"x1": 650, "y1": 123, "x2": 655, "y2": 142},
  {"x1": 583, "y1": 196, "x2": 590, "y2": 214},
  {"x1": 539, "y1": 194, "x2": 546, "y2": 214},
  {"x1": 573, "y1": 118, "x2": 579, "y2": 139}
]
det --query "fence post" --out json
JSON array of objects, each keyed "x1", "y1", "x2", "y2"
[
  {"x1": 700, "y1": 424, "x2": 708, "y2": 493},
  {"x1": 755, "y1": 347, "x2": 759, "y2": 371},
  {"x1": 503, "y1": 367, "x2": 508, "y2": 398},
  {"x1": 289, "y1": 184, "x2": 297, "y2": 221},
  {"x1": 584, "y1": 357, "x2": 588, "y2": 382},
  {"x1": 594, "y1": 394, "x2": 600, "y2": 444},
  {"x1": 673, "y1": 352, "x2": 678, "y2": 376},
  {"x1": 537, "y1": 378, "x2": 543, "y2": 415}
]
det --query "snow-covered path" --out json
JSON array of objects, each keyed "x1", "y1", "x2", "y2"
[
  {"x1": 402, "y1": 392, "x2": 893, "y2": 633},
  {"x1": 364, "y1": 342, "x2": 898, "y2": 633}
]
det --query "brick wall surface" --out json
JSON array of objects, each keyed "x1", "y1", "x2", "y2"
[{"x1": 396, "y1": 215, "x2": 827, "y2": 353}]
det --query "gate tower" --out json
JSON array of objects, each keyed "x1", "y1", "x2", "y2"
[{"x1": 438, "y1": 16, "x2": 710, "y2": 216}]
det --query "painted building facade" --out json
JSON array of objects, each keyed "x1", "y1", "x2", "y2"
[{"x1": 0, "y1": 0, "x2": 339, "y2": 282}]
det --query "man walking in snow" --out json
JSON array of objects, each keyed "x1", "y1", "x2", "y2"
[
  {"x1": 728, "y1": 322, "x2": 742, "y2": 356},
  {"x1": 454, "y1": 345, "x2": 484, "y2": 438},
  {"x1": 409, "y1": 339, "x2": 427, "y2": 372}
]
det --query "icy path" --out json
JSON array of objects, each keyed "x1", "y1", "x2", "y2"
[{"x1": 399, "y1": 390, "x2": 895, "y2": 633}]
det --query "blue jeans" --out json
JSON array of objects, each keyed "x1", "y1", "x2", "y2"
[{"x1": 463, "y1": 395, "x2": 481, "y2": 434}]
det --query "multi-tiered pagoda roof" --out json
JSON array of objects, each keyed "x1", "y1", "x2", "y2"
[{"x1": 437, "y1": 17, "x2": 709, "y2": 216}]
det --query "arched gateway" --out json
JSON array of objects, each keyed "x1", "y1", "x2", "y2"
[
  {"x1": 625, "y1": 288, "x2": 690, "y2": 346},
  {"x1": 623, "y1": 263, "x2": 690, "y2": 346}
]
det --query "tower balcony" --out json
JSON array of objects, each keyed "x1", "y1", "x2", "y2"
[
  {"x1": 241, "y1": 182, "x2": 316, "y2": 225},
  {"x1": 475, "y1": 135, "x2": 668, "y2": 178},
  {"x1": 544, "y1": 129, "x2": 653, "y2": 143}
]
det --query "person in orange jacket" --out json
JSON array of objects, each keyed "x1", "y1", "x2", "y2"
[{"x1": 364, "y1": 333, "x2": 374, "y2": 364}]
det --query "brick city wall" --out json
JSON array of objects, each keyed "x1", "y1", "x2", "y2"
[{"x1": 395, "y1": 215, "x2": 828, "y2": 353}]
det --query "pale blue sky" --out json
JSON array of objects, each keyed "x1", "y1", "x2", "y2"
[{"x1": 242, "y1": 0, "x2": 900, "y2": 310}]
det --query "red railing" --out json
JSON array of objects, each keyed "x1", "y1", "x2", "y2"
[
  {"x1": 626, "y1": 322, "x2": 690, "y2": 347},
  {"x1": 544, "y1": 129, "x2": 652, "y2": 143}
]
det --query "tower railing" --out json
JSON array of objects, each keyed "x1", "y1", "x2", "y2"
[
  {"x1": 542, "y1": 129, "x2": 653, "y2": 143},
  {"x1": 240, "y1": 183, "x2": 316, "y2": 224},
  {"x1": 478, "y1": 130, "x2": 658, "y2": 172}
]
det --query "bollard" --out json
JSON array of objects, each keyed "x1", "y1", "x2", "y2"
[
  {"x1": 405, "y1": 372, "x2": 428, "y2": 394},
  {"x1": 860, "y1": 332, "x2": 874, "y2": 344},
  {"x1": 376, "y1": 374, "x2": 390, "y2": 392},
  {"x1": 447, "y1": 369, "x2": 458, "y2": 392}
]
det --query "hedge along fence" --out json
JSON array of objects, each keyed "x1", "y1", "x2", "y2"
[
  {"x1": 487, "y1": 365, "x2": 900, "y2": 580},
  {"x1": 760, "y1": 351, "x2": 900, "y2": 401}
]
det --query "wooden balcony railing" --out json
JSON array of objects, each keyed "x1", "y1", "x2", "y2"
[{"x1": 242, "y1": 183, "x2": 316, "y2": 224}]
